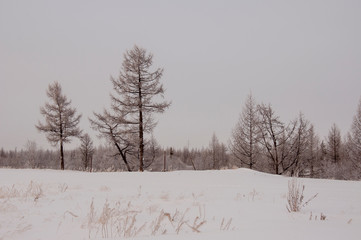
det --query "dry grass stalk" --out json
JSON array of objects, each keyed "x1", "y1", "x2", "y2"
[
  {"x1": 58, "y1": 183, "x2": 68, "y2": 193},
  {"x1": 0, "y1": 181, "x2": 44, "y2": 201},
  {"x1": 175, "y1": 208, "x2": 189, "y2": 234},
  {"x1": 286, "y1": 178, "x2": 318, "y2": 213},
  {"x1": 86, "y1": 200, "x2": 209, "y2": 238},
  {"x1": 186, "y1": 204, "x2": 206, "y2": 233},
  {"x1": 220, "y1": 217, "x2": 233, "y2": 231}
]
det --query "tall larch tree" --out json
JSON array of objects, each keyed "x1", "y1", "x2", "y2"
[
  {"x1": 229, "y1": 94, "x2": 260, "y2": 169},
  {"x1": 36, "y1": 82, "x2": 82, "y2": 170},
  {"x1": 111, "y1": 45, "x2": 171, "y2": 171}
]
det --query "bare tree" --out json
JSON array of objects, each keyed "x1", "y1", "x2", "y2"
[
  {"x1": 229, "y1": 94, "x2": 260, "y2": 169},
  {"x1": 144, "y1": 134, "x2": 160, "y2": 169},
  {"x1": 304, "y1": 124, "x2": 321, "y2": 177},
  {"x1": 80, "y1": 133, "x2": 95, "y2": 172},
  {"x1": 110, "y1": 45, "x2": 171, "y2": 171},
  {"x1": 257, "y1": 104, "x2": 287, "y2": 174},
  {"x1": 326, "y1": 123, "x2": 342, "y2": 163},
  {"x1": 257, "y1": 104, "x2": 310, "y2": 175},
  {"x1": 25, "y1": 140, "x2": 37, "y2": 169},
  {"x1": 347, "y1": 98, "x2": 361, "y2": 168},
  {"x1": 209, "y1": 133, "x2": 221, "y2": 169},
  {"x1": 284, "y1": 113, "x2": 311, "y2": 176},
  {"x1": 36, "y1": 82, "x2": 82, "y2": 170},
  {"x1": 90, "y1": 110, "x2": 135, "y2": 172}
]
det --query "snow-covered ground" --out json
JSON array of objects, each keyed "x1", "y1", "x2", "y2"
[{"x1": 0, "y1": 168, "x2": 360, "y2": 240}]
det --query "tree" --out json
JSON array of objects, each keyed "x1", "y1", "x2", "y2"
[
  {"x1": 347, "y1": 98, "x2": 361, "y2": 167},
  {"x1": 304, "y1": 124, "x2": 321, "y2": 177},
  {"x1": 0, "y1": 148, "x2": 6, "y2": 158},
  {"x1": 326, "y1": 123, "x2": 342, "y2": 163},
  {"x1": 36, "y1": 82, "x2": 82, "y2": 170},
  {"x1": 209, "y1": 133, "x2": 221, "y2": 169},
  {"x1": 257, "y1": 104, "x2": 286, "y2": 174},
  {"x1": 229, "y1": 94, "x2": 260, "y2": 169},
  {"x1": 257, "y1": 105, "x2": 309, "y2": 175},
  {"x1": 80, "y1": 133, "x2": 95, "y2": 172},
  {"x1": 110, "y1": 45, "x2": 171, "y2": 171},
  {"x1": 144, "y1": 134, "x2": 160, "y2": 169},
  {"x1": 25, "y1": 140, "x2": 37, "y2": 169},
  {"x1": 285, "y1": 113, "x2": 311, "y2": 176},
  {"x1": 90, "y1": 109, "x2": 135, "y2": 172}
]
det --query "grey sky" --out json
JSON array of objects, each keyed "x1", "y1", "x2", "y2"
[{"x1": 1, "y1": 0, "x2": 361, "y2": 151}]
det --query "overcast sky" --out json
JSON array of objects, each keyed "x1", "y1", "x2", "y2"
[{"x1": 1, "y1": 0, "x2": 361, "y2": 151}]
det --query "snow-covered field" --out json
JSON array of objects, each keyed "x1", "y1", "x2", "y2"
[{"x1": 0, "y1": 168, "x2": 360, "y2": 240}]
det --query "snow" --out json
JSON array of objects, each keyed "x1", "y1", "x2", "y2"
[{"x1": 0, "y1": 168, "x2": 360, "y2": 239}]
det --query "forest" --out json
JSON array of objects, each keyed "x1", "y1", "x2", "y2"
[{"x1": 1, "y1": 45, "x2": 360, "y2": 180}]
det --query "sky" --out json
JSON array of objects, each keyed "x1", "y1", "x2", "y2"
[{"x1": 1, "y1": 0, "x2": 361, "y2": 151}]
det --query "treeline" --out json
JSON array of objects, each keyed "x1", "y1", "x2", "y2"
[
  {"x1": 0, "y1": 141, "x2": 223, "y2": 172},
  {"x1": 227, "y1": 94, "x2": 361, "y2": 180},
  {"x1": 0, "y1": 93, "x2": 360, "y2": 180},
  {"x1": 0, "y1": 139, "x2": 227, "y2": 172}
]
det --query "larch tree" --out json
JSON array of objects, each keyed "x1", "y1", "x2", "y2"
[
  {"x1": 36, "y1": 81, "x2": 82, "y2": 170},
  {"x1": 25, "y1": 140, "x2": 37, "y2": 169},
  {"x1": 326, "y1": 123, "x2": 342, "y2": 163},
  {"x1": 347, "y1": 98, "x2": 361, "y2": 167},
  {"x1": 110, "y1": 45, "x2": 171, "y2": 171},
  {"x1": 80, "y1": 133, "x2": 94, "y2": 172},
  {"x1": 209, "y1": 133, "x2": 221, "y2": 169},
  {"x1": 305, "y1": 124, "x2": 321, "y2": 177},
  {"x1": 229, "y1": 94, "x2": 260, "y2": 169}
]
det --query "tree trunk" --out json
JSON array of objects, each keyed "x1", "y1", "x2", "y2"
[
  {"x1": 138, "y1": 76, "x2": 144, "y2": 172},
  {"x1": 163, "y1": 150, "x2": 166, "y2": 172},
  {"x1": 90, "y1": 155, "x2": 92, "y2": 172},
  {"x1": 85, "y1": 151, "x2": 88, "y2": 171},
  {"x1": 139, "y1": 111, "x2": 144, "y2": 172},
  {"x1": 190, "y1": 157, "x2": 197, "y2": 171},
  {"x1": 114, "y1": 143, "x2": 132, "y2": 172},
  {"x1": 60, "y1": 141, "x2": 64, "y2": 170}
]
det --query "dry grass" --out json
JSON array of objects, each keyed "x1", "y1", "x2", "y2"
[
  {"x1": 26, "y1": 181, "x2": 43, "y2": 201},
  {"x1": 86, "y1": 200, "x2": 145, "y2": 238},
  {"x1": 286, "y1": 178, "x2": 318, "y2": 213},
  {"x1": 0, "y1": 181, "x2": 43, "y2": 201},
  {"x1": 248, "y1": 188, "x2": 260, "y2": 201},
  {"x1": 0, "y1": 185, "x2": 20, "y2": 199},
  {"x1": 220, "y1": 217, "x2": 233, "y2": 231},
  {"x1": 58, "y1": 183, "x2": 68, "y2": 193},
  {"x1": 309, "y1": 212, "x2": 327, "y2": 221},
  {"x1": 86, "y1": 199, "x2": 209, "y2": 238},
  {"x1": 151, "y1": 210, "x2": 173, "y2": 235}
]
